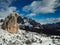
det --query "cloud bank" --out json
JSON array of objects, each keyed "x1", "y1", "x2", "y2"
[
  {"x1": 23, "y1": 0, "x2": 60, "y2": 16},
  {"x1": 39, "y1": 18, "x2": 60, "y2": 24},
  {"x1": 0, "y1": 7, "x2": 17, "y2": 19},
  {"x1": 0, "y1": 0, "x2": 17, "y2": 19},
  {"x1": 0, "y1": 0, "x2": 15, "y2": 9}
]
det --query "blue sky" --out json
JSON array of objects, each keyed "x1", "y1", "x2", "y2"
[{"x1": 0, "y1": 0, "x2": 60, "y2": 24}]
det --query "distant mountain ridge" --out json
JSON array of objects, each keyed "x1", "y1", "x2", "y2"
[
  {"x1": 0, "y1": 13, "x2": 43, "y2": 33},
  {"x1": 43, "y1": 22, "x2": 60, "y2": 30},
  {"x1": 17, "y1": 16, "x2": 43, "y2": 29},
  {"x1": 17, "y1": 14, "x2": 60, "y2": 35},
  {"x1": 0, "y1": 13, "x2": 60, "y2": 35}
]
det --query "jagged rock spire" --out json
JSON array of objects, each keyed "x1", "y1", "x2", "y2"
[{"x1": 2, "y1": 13, "x2": 19, "y2": 33}]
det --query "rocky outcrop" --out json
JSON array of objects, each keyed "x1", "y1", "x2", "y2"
[
  {"x1": 17, "y1": 16, "x2": 24, "y2": 24},
  {"x1": 17, "y1": 16, "x2": 43, "y2": 30},
  {"x1": 2, "y1": 13, "x2": 19, "y2": 33}
]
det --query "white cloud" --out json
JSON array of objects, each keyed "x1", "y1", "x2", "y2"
[
  {"x1": 26, "y1": 13, "x2": 36, "y2": 16},
  {"x1": 0, "y1": 0, "x2": 15, "y2": 9},
  {"x1": 23, "y1": 0, "x2": 60, "y2": 16},
  {"x1": 0, "y1": 7, "x2": 17, "y2": 19},
  {"x1": 39, "y1": 18, "x2": 60, "y2": 24},
  {"x1": 0, "y1": 0, "x2": 17, "y2": 19}
]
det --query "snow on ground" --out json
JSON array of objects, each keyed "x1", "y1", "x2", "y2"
[{"x1": 0, "y1": 29, "x2": 60, "y2": 45}]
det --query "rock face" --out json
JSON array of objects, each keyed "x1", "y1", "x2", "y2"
[{"x1": 2, "y1": 13, "x2": 18, "y2": 33}]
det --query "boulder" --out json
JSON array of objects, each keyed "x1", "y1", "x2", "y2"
[{"x1": 2, "y1": 13, "x2": 19, "y2": 33}]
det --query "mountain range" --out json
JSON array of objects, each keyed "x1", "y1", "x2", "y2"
[
  {"x1": 17, "y1": 15, "x2": 60, "y2": 35},
  {"x1": 0, "y1": 13, "x2": 60, "y2": 35}
]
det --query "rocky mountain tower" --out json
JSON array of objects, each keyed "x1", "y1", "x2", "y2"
[{"x1": 2, "y1": 13, "x2": 19, "y2": 33}]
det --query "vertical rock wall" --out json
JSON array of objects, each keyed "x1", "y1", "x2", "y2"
[{"x1": 2, "y1": 13, "x2": 18, "y2": 33}]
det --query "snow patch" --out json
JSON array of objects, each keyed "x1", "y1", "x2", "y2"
[{"x1": 0, "y1": 29, "x2": 59, "y2": 45}]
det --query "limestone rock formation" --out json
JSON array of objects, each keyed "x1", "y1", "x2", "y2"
[{"x1": 2, "y1": 13, "x2": 19, "y2": 33}]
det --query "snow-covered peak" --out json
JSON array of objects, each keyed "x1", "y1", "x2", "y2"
[{"x1": 24, "y1": 22, "x2": 33, "y2": 27}]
